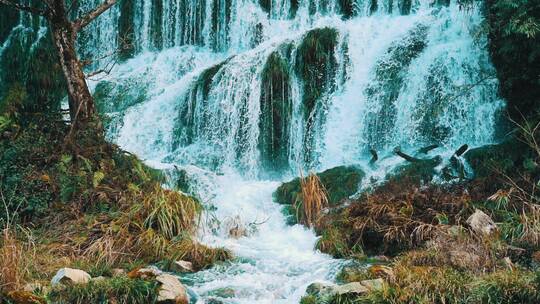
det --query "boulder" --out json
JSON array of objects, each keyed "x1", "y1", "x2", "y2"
[
  {"x1": 156, "y1": 274, "x2": 189, "y2": 304},
  {"x1": 464, "y1": 140, "x2": 529, "y2": 178},
  {"x1": 51, "y1": 268, "x2": 91, "y2": 286},
  {"x1": 466, "y1": 209, "x2": 497, "y2": 235},
  {"x1": 388, "y1": 156, "x2": 442, "y2": 184},
  {"x1": 305, "y1": 282, "x2": 337, "y2": 298},
  {"x1": 127, "y1": 266, "x2": 162, "y2": 279},
  {"x1": 334, "y1": 282, "x2": 369, "y2": 295},
  {"x1": 172, "y1": 260, "x2": 194, "y2": 273},
  {"x1": 275, "y1": 165, "x2": 365, "y2": 207},
  {"x1": 360, "y1": 278, "x2": 384, "y2": 291}
]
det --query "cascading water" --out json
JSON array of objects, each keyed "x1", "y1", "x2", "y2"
[{"x1": 0, "y1": 0, "x2": 505, "y2": 302}]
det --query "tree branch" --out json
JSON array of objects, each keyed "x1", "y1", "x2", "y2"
[
  {"x1": 0, "y1": 0, "x2": 48, "y2": 17},
  {"x1": 73, "y1": 0, "x2": 116, "y2": 31}
]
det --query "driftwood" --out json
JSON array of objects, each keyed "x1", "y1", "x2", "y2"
[
  {"x1": 418, "y1": 144, "x2": 439, "y2": 154},
  {"x1": 369, "y1": 149, "x2": 378, "y2": 164},
  {"x1": 454, "y1": 144, "x2": 469, "y2": 157},
  {"x1": 393, "y1": 147, "x2": 421, "y2": 162}
]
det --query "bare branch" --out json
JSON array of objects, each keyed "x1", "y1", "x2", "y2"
[
  {"x1": 0, "y1": 0, "x2": 48, "y2": 17},
  {"x1": 73, "y1": 0, "x2": 116, "y2": 31}
]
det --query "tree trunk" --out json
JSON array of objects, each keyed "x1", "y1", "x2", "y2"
[{"x1": 49, "y1": 3, "x2": 97, "y2": 125}]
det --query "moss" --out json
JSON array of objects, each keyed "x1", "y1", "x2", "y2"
[
  {"x1": 24, "y1": 31, "x2": 65, "y2": 113},
  {"x1": 259, "y1": 0, "x2": 270, "y2": 14},
  {"x1": 338, "y1": 0, "x2": 355, "y2": 19},
  {"x1": 93, "y1": 78, "x2": 148, "y2": 132},
  {"x1": 300, "y1": 295, "x2": 318, "y2": 304},
  {"x1": 387, "y1": 156, "x2": 442, "y2": 184},
  {"x1": 399, "y1": 0, "x2": 413, "y2": 15},
  {"x1": 0, "y1": 28, "x2": 65, "y2": 115},
  {"x1": 47, "y1": 276, "x2": 159, "y2": 304},
  {"x1": 465, "y1": 139, "x2": 532, "y2": 179},
  {"x1": 258, "y1": 51, "x2": 292, "y2": 173},
  {"x1": 336, "y1": 263, "x2": 387, "y2": 284},
  {"x1": 275, "y1": 165, "x2": 365, "y2": 207},
  {"x1": 295, "y1": 27, "x2": 338, "y2": 119},
  {"x1": 0, "y1": 27, "x2": 36, "y2": 96}
]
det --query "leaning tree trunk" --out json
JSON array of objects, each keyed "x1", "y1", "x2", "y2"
[{"x1": 49, "y1": 2, "x2": 97, "y2": 126}]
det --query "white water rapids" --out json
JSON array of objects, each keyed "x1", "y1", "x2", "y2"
[{"x1": 65, "y1": 0, "x2": 506, "y2": 302}]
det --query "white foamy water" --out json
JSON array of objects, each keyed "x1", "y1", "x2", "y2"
[{"x1": 182, "y1": 174, "x2": 342, "y2": 303}]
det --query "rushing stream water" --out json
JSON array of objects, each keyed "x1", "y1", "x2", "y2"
[{"x1": 0, "y1": 0, "x2": 506, "y2": 302}]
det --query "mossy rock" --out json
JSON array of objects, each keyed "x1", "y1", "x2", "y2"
[
  {"x1": 465, "y1": 139, "x2": 533, "y2": 179},
  {"x1": 388, "y1": 156, "x2": 442, "y2": 184},
  {"x1": 274, "y1": 165, "x2": 365, "y2": 207},
  {"x1": 258, "y1": 51, "x2": 292, "y2": 173},
  {"x1": 295, "y1": 27, "x2": 338, "y2": 120}
]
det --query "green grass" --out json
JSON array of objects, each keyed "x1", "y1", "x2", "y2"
[{"x1": 47, "y1": 276, "x2": 159, "y2": 304}]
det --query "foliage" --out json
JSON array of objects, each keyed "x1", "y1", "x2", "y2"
[{"x1": 483, "y1": 0, "x2": 540, "y2": 120}]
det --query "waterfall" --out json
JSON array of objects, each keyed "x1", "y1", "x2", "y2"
[
  {"x1": 0, "y1": 0, "x2": 506, "y2": 302},
  {"x1": 90, "y1": 0, "x2": 503, "y2": 178},
  {"x1": 84, "y1": 1, "x2": 504, "y2": 301}
]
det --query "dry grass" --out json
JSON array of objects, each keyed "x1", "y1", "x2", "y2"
[
  {"x1": 0, "y1": 228, "x2": 37, "y2": 293},
  {"x1": 81, "y1": 181, "x2": 229, "y2": 270},
  {"x1": 296, "y1": 172, "x2": 329, "y2": 228},
  {"x1": 519, "y1": 204, "x2": 540, "y2": 246}
]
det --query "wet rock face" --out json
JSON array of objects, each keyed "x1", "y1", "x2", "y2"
[
  {"x1": 364, "y1": 23, "x2": 428, "y2": 149},
  {"x1": 295, "y1": 27, "x2": 340, "y2": 165},
  {"x1": 259, "y1": 51, "x2": 293, "y2": 173}
]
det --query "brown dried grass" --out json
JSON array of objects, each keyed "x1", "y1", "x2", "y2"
[{"x1": 296, "y1": 172, "x2": 329, "y2": 228}]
